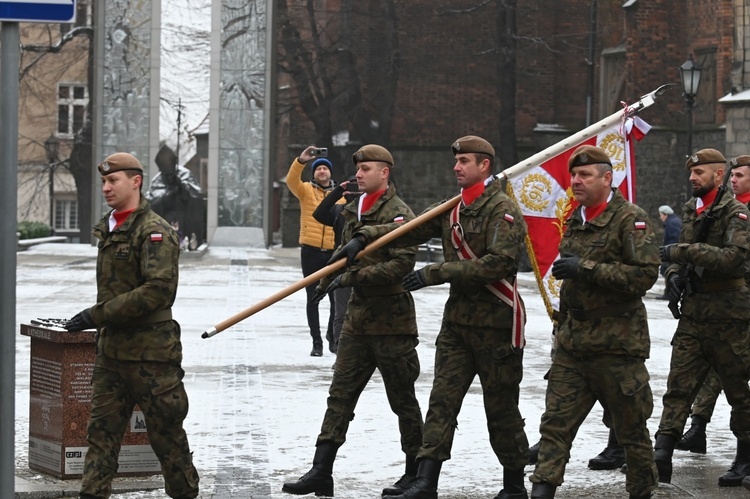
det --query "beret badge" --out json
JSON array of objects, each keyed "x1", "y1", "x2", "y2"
[
  {"x1": 691, "y1": 154, "x2": 699, "y2": 164},
  {"x1": 101, "y1": 161, "x2": 111, "y2": 172},
  {"x1": 453, "y1": 141, "x2": 461, "y2": 152},
  {"x1": 579, "y1": 153, "x2": 588, "y2": 163},
  {"x1": 354, "y1": 151, "x2": 364, "y2": 162}
]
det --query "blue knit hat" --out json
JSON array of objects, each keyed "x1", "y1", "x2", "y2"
[{"x1": 310, "y1": 157, "x2": 332, "y2": 173}]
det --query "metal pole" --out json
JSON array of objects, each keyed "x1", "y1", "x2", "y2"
[
  {"x1": 0, "y1": 20, "x2": 20, "y2": 499},
  {"x1": 686, "y1": 94, "x2": 694, "y2": 199}
]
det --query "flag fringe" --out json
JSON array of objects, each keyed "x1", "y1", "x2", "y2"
[{"x1": 505, "y1": 182, "x2": 557, "y2": 322}]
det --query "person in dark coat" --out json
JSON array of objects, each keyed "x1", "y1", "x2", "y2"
[{"x1": 656, "y1": 205, "x2": 682, "y2": 299}]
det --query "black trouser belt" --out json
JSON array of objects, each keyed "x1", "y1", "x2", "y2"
[
  {"x1": 301, "y1": 244, "x2": 333, "y2": 252},
  {"x1": 692, "y1": 278, "x2": 745, "y2": 293},
  {"x1": 127, "y1": 309, "x2": 173, "y2": 326},
  {"x1": 355, "y1": 284, "x2": 405, "y2": 297},
  {"x1": 566, "y1": 299, "x2": 642, "y2": 321}
]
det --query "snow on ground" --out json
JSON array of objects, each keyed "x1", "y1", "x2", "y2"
[{"x1": 13, "y1": 244, "x2": 746, "y2": 498}]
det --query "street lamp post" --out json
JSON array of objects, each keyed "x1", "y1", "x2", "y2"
[
  {"x1": 679, "y1": 54, "x2": 702, "y2": 199},
  {"x1": 44, "y1": 135, "x2": 59, "y2": 236}
]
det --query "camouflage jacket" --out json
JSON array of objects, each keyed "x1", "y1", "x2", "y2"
[
  {"x1": 91, "y1": 197, "x2": 183, "y2": 363},
  {"x1": 329, "y1": 181, "x2": 418, "y2": 336},
  {"x1": 357, "y1": 178, "x2": 527, "y2": 329},
  {"x1": 665, "y1": 191, "x2": 750, "y2": 322},
  {"x1": 556, "y1": 189, "x2": 659, "y2": 358}
]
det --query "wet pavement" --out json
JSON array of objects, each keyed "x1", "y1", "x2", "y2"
[{"x1": 13, "y1": 243, "x2": 750, "y2": 498}]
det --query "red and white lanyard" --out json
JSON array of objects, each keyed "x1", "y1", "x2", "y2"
[{"x1": 450, "y1": 203, "x2": 526, "y2": 348}]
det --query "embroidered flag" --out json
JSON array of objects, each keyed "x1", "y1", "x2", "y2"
[
  {"x1": 634, "y1": 221, "x2": 647, "y2": 230},
  {"x1": 504, "y1": 213, "x2": 515, "y2": 223},
  {"x1": 508, "y1": 116, "x2": 650, "y2": 317},
  {"x1": 393, "y1": 216, "x2": 405, "y2": 223},
  {"x1": 740, "y1": 213, "x2": 748, "y2": 221},
  {"x1": 150, "y1": 233, "x2": 163, "y2": 242}
]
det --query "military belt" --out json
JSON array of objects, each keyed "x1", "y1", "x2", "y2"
[
  {"x1": 566, "y1": 298, "x2": 642, "y2": 321},
  {"x1": 355, "y1": 283, "x2": 405, "y2": 297},
  {"x1": 692, "y1": 278, "x2": 745, "y2": 293},
  {"x1": 301, "y1": 244, "x2": 333, "y2": 252},
  {"x1": 126, "y1": 309, "x2": 173, "y2": 326}
]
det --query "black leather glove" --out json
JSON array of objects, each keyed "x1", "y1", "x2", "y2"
[
  {"x1": 551, "y1": 255, "x2": 581, "y2": 280},
  {"x1": 659, "y1": 244, "x2": 676, "y2": 263},
  {"x1": 311, "y1": 275, "x2": 346, "y2": 304},
  {"x1": 329, "y1": 236, "x2": 366, "y2": 266},
  {"x1": 666, "y1": 273, "x2": 684, "y2": 303},
  {"x1": 402, "y1": 268, "x2": 429, "y2": 291},
  {"x1": 310, "y1": 284, "x2": 328, "y2": 305},
  {"x1": 65, "y1": 308, "x2": 96, "y2": 332}
]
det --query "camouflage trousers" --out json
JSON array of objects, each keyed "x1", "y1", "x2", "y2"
[
  {"x1": 658, "y1": 318, "x2": 750, "y2": 441},
  {"x1": 690, "y1": 368, "x2": 723, "y2": 422},
  {"x1": 417, "y1": 321, "x2": 528, "y2": 469},
  {"x1": 317, "y1": 333, "x2": 424, "y2": 455},
  {"x1": 80, "y1": 357, "x2": 199, "y2": 499},
  {"x1": 531, "y1": 348, "x2": 657, "y2": 497}
]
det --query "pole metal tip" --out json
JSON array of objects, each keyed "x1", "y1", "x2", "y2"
[{"x1": 202, "y1": 327, "x2": 218, "y2": 339}]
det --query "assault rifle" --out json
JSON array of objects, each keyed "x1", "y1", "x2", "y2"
[{"x1": 668, "y1": 159, "x2": 734, "y2": 319}]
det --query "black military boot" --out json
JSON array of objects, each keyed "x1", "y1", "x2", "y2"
[
  {"x1": 528, "y1": 441, "x2": 540, "y2": 465},
  {"x1": 282, "y1": 442, "x2": 338, "y2": 496},
  {"x1": 529, "y1": 482, "x2": 556, "y2": 499},
  {"x1": 653, "y1": 434, "x2": 677, "y2": 484},
  {"x1": 390, "y1": 458, "x2": 442, "y2": 499},
  {"x1": 494, "y1": 467, "x2": 528, "y2": 499},
  {"x1": 310, "y1": 340, "x2": 323, "y2": 357},
  {"x1": 743, "y1": 474, "x2": 750, "y2": 490},
  {"x1": 718, "y1": 439, "x2": 750, "y2": 487},
  {"x1": 674, "y1": 415, "x2": 707, "y2": 454},
  {"x1": 588, "y1": 428, "x2": 625, "y2": 470},
  {"x1": 382, "y1": 455, "x2": 418, "y2": 496}
]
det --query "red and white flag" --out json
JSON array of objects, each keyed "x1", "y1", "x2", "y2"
[{"x1": 508, "y1": 116, "x2": 651, "y2": 316}]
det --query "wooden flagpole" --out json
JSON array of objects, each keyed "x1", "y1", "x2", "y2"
[{"x1": 202, "y1": 84, "x2": 672, "y2": 339}]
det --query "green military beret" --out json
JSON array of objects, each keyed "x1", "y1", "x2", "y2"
[
  {"x1": 730, "y1": 155, "x2": 750, "y2": 168},
  {"x1": 97, "y1": 152, "x2": 144, "y2": 175},
  {"x1": 686, "y1": 148, "x2": 726, "y2": 170},
  {"x1": 352, "y1": 144, "x2": 394, "y2": 166},
  {"x1": 567, "y1": 145, "x2": 612, "y2": 171},
  {"x1": 451, "y1": 135, "x2": 495, "y2": 159}
]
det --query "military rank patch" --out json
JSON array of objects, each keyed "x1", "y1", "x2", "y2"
[
  {"x1": 504, "y1": 213, "x2": 515, "y2": 223},
  {"x1": 150, "y1": 233, "x2": 163, "y2": 242},
  {"x1": 634, "y1": 221, "x2": 646, "y2": 230},
  {"x1": 393, "y1": 216, "x2": 405, "y2": 223},
  {"x1": 739, "y1": 213, "x2": 748, "y2": 221}
]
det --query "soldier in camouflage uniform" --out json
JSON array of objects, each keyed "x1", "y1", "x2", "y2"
[
  {"x1": 656, "y1": 149, "x2": 750, "y2": 487},
  {"x1": 529, "y1": 145, "x2": 659, "y2": 499},
  {"x1": 282, "y1": 145, "x2": 424, "y2": 498},
  {"x1": 676, "y1": 154, "x2": 750, "y2": 455},
  {"x1": 331, "y1": 136, "x2": 530, "y2": 499},
  {"x1": 65, "y1": 152, "x2": 199, "y2": 499}
]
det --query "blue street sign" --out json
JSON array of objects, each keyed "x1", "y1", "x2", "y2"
[{"x1": 0, "y1": 0, "x2": 76, "y2": 23}]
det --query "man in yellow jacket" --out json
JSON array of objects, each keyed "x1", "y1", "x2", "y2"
[{"x1": 287, "y1": 149, "x2": 340, "y2": 356}]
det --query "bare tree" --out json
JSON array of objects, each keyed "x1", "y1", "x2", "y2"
[
  {"x1": 160, "y1": 0, "x2": 211, "y2": 157},
  {"x1": 19, "y1": 13, "x2": 94, "y2": 242},
  {"x1": 277, "y1": 0, "x2": 400, "y2": 166}
]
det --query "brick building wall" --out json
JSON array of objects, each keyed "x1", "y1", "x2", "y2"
[{"x1": 276, "y1": 0, "x2": 739, "y2": 245}]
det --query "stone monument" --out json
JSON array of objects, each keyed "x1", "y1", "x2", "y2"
[{"x1": 20, "y1": 323, "x2": 160, "y2": 479}]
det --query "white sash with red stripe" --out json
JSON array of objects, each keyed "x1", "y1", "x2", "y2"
[{"x1": 450, "y1": 203, "x2": 526, "y2": 348}]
